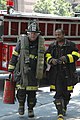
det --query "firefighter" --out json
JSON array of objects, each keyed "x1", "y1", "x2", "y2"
[
  {"x1": 45, "y1": 29, "x2": 80, "y2": 120},
  {"x1": 8, "y1": 20, "x2": 45, "y2": 118}
]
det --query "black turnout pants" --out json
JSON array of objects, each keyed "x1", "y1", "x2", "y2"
[
  {"x1": 16, "y1": 89, "x2": 37, "y2": 109},
  {"x1": 54, "y1": 72, "x2": 71, "y2": 101}
]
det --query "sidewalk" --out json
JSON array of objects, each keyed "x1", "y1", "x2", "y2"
[{"x1": 0, "y1": 84, "x2": 80, "y2": 120}]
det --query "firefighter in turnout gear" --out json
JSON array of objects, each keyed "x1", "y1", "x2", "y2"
[
  {"x1": 8, "y1": 20, "x2": 45, "y2": 118},
  {"x1": 45, "y1": 29, "x2": 80, "y2": 120}
]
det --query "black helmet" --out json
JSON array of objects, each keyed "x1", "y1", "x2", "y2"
[{"x1": 27, "y1": 20, "x2": 40, "y2": 33}]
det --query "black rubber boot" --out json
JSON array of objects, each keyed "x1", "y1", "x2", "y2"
[
  {"x1": 63, "y1": 100, "x2": 69, "y2": 116},
  {"x1": 28, "y1": 108, "x2": 34, "y2": 118},
  {"x1": 54, "y1": 99, "x2": 64, "y2": 120},
  {"x1": 57, "y1": 114, "x2": 64, "y2": 120},
  {"x1": 63, "y1": 108, "x2": 66, "y2": 116},
  {"x1": 16, "y1": 89, "x2": 26, "y2": 115},
  {"x1": 18, "y1": 103, "x2": 25, "y2": 115}
]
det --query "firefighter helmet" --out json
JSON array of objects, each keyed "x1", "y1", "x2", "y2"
[{"x1": 27, "y1": 21, "x2": 40, "y2": 33}]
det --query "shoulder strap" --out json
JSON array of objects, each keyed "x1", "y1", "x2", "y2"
[
  {"x1": 36, "y1": 35, "x2": 45, "y2": 80},
  {"x1": 20, "y1": 34, "x2": 29, "y2": 86}
]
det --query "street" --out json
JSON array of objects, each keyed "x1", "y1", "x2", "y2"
[{"x1": 0, "y1": 83, "x2": 80, "y2": 120}]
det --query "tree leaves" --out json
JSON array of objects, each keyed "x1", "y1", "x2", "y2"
[
  {"x1": 34, "y1": 0, "x2": 74, "y2": 16},
  {"x1": 0, "y1": 0, "x2": 6, "y2": 10}
]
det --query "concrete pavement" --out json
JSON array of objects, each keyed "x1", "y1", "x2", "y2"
[{"x1": 0, "y1": 84, "x2": 80, "y2": 120}]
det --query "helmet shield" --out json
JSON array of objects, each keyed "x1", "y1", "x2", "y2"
[{"x1": 27, "y1": 21, "x2": 40, "y2": 33}]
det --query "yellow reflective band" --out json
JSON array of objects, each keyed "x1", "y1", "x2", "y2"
[
  {"x1": 72, "y1": 51, "x2": 80, "y2": 58},
  {"x1": 16, "y1": 85, "x2": 25, "y2": 89},
  {"x1": 46, "y1": 53, "x2": 52, "y2": 63},
  {"x1": 58, "y1": 114, "x2": 64, "y2": 119},
  {"x1": 67, "y1": 54, "x2": 74, "y2": 63},
  {"x1": 16, "y1": 85, "x2": 38, "y2": 90},
  {"x1": 29, "y1": 54, "x2": 37, "y2": 59},
  {"x1": 8, "y1": 64, "x2": 15, "y2": 70},
  {"x1": 46, "y1": 53, "x2": 52, "y2": 58},
  {"x1": 67, "y1": 86, "x2": 73, "y2": 91},
  {"x1": 47, "y1": 56, "x2": 52, "y2": 63},
  {"x1": 50, "y1": 85, "x2": 55, "y2": 90},
  {"x1": 26, "y1": 86, "x2": 38, "y2": 90},
  {"x1": 12, "y1": 50, "x2": 19, "y2": 56}
]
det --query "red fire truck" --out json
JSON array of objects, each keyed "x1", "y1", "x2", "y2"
[
  {"x1": 1, "y1": 0, "x2": 80, "y2": 104},
  {"x1": 0, "y1": 12, "x2": 80, "y2": 72},
  {"x1": 0, "y1": 0, "x2": 79, "y2": 74}
]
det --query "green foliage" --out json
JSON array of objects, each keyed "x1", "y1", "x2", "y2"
[
  {"x1": 34, "y1": 0, "x2": 53, "y2": 14},
  {"x1": 74, "y1": 4, "x2": 80, "y2": 12},
  {"x1": 34, "y1": 0, "x2": 74, "y2": 16},
  {"x1": 0, "y1": 0, "x2": 6, "y2": 10}
]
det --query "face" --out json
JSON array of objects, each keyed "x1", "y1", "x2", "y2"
[
  {"x1": 28, "y1": 32, "x2": 39, "y2": 41},
  {"x1": 55, "y1": 30, "x2": 64, "y2": 42}
]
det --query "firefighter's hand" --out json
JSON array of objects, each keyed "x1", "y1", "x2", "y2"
[
  {"x1": 59, "y1": 56, "x2": 67, "y2": 64},
  {"x1": 51, "y1": 58, "x2": 58, "y2": 65}
]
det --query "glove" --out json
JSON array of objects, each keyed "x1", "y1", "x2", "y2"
[
  {"x1": 51, "y1": 58, "x2": 58, "y2": 65},
  {"x1": 59, "y1": 56, "x2": 67, "y2": 64}
]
